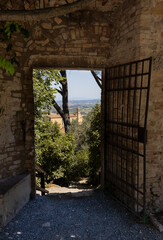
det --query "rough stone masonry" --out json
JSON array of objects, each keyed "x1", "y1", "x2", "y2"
[{"x1": 0, "y1": 0, "x2": 162, "y2": 214}]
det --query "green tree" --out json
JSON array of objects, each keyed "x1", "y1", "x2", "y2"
[
  {"x1": 68, "y1": 146, "x2": 89, "y2": 181},
  {"x1": 68, "y1": 117, "x2": 90, "y2": 152},
  {"x1": 87, "y1": 103, "x2": 101, "y2": 186},
  {"x1": 33, "y1": 70, "x2": 101, "y2": 186},
  {"x1": 68, "y1": 104, "x2": 102, "y2": 184},
  {"x1": 33, "y1": 70, "x2": 75, "y2": 185},
  {"x1": 33, "y1": 69, "x2": 70, "y2": 133},
  {"x1": 52, "y1": 70, "x2": 71, "y2": 133},
  {"x1": 37, "y1": 126, "x2": 75, "y2": 185},
  {"x1": 35, "y1": 117, "x2": 61, "y2": 166},
  {"x1": 68, "y1": 117, "x2": 90, "y2": 180},
  {"x1": 0, "y1": 21, "x2": 29, "y2": 75},
  {"x1": 33, "y1": 69, "x2": 62, "y2": 118}
]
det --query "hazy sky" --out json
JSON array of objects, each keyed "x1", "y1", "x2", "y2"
[{"x1": 55, "y1": 70, "x2": 101, "y2": 101}]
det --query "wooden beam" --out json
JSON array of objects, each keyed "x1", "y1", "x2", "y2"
[
  {"x1": 35, "y1": 163, "x2": 47, "y2": 175},
  {"x1": 0, "y1": 0, "x2": 96, "y2": 21},
  {"x1": 36, "y1": 186, "x2": 49, "y2": 194}
]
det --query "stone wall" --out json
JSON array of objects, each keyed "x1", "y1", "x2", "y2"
[
  {"x1": 109, "y1": 0, "x2": 141, "y2": 63},
  {"x1": 104, "y1": 0, "x2": 145, "y2": 212},
  {"x1": 139, "y1": 0, "x2": 163, "y2": 212},
  {"x1": 0, "y1": 174, "x2": 31, "y2": 227},
  {"x1": 0, "y1": 0, "x2": 162, "y2": 212},
  {"x1": 0, "y1": 0, "x2": 118, "y2": 196},
  {"x1": 104, "y1": 0, "x2": 163, "y2": 212}
]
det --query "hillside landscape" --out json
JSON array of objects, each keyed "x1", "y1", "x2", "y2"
[{"x1": 51, "y1": 99, "x2": 101, "y2": 115}]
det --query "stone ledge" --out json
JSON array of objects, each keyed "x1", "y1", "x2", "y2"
[
  {"x1": 0, "y1": 174, "x2": 29, "y2": 195},
  {"x1": 149, "y1": 214, "x2": 163, "y2": 232},
  {"x1": 0, "y1": 174, "x2": 31, "y2": 228}
]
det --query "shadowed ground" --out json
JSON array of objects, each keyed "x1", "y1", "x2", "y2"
[{"x1": 0, "y1": 188, "x2": 162, "y2": 240}]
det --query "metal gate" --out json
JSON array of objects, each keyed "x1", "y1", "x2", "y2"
[{"x1": 104, "y1": 57, "x2": 152, "y2": 215}]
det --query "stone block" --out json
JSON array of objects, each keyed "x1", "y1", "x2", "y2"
[
  {"x1": 54, "y1": 17, "x2": 62, "y2": 25},
  {"x1": 70, "y1": 30, "x2": 76, "y2": 40},
  {"x1": 151, "y1": 3, "x2": 163, "y2": 15},
  {"x1": 8, "y1": 165, "x2": 19, "y2": 171},
  {"x1": 62, "y1": 32, "x2": 68, "y2": 40},
  {"x1": 41, "y1": 23, "x2": 52, "y2": 29},
  {"x1": 13, "y1": 160, "x2": 21, "y2": 165},
  {"x1": 0, "y1": 174, "x2": 31, "y2": 227}
]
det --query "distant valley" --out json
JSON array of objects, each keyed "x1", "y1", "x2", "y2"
[{"x1": 51, "y1": 99, "x2": 101, "y2": 115}]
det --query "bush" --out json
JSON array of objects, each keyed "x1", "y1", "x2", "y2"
[
  {"x1": 68, "y1": 146, "x2": 89, "y2": 181},
  {"x1": 68, "y1": 118, "x2": 90, "y2": 180},
  {"x1": 68, "y1": 118, "x2": 90, "y2": 153},
  {"x1": 36, "y1": 123, "x2": 75, "y2": 185},
  {"x1": 35, "y1": 116, "x2": 73, "y2": 183},
  {"x1": 34, "y1": 98, "x2": 101, "y2": 186},
  {"x1": 68, "y1": 103, "x2": 101, "y2": 186},
  {"x1": 87, "y1": 103, "x2": 101, "y2": 186}
]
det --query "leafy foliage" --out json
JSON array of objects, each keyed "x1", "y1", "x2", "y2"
[
  {"x1": 36, "y1": 119, "x2": 75, "y2": 185},
  {"x1": 33, "y1": 69, "x2": 63, "y2": 118},
  {"x1": 33, "y1": 70, "x2": 101, "y2": 186},
  {"x1": 35, "y1": 117, "x2": 89, "y2": 185},
  {"x1": 33, "y1": 70, "x2": 89, "y2": 185},
  {"x1": 68, "y1": 117, "x2": 91, "y2": 180},
  {"x1": 0, "y1": 56, "x2": 15, "y2": 75},
  {"x1": 0, "y1": 22, "x2": 29, "y2": 41},
  {"x1": 87, "y1": 103, "x2": 101, "y2": 185},
  {"x1": 68, "y1": 117, "x2": 90, "y2": 152},
  {"x1": 35, "y1": 117, "x2": 61, "y2": 166},
  {"x1": 0, "y1": 21, "x2": 29, "y2": 75},
  {"x1": 68, "y1": 104, "x2": 101, "y2": 185},
  {"x1": 69, "y1": 146, "x2": 89, "y2": 181}
]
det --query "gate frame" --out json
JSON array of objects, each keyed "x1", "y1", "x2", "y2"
[{"x1": 103, "y1": 57, "x2": 152, "y2": 216}]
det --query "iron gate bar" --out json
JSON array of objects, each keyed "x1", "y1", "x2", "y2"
[
  {"x1": 107, "y1": 130, "x2": 141, "y2": 143},
  {"x1": 107, "y1": 87, "x2": 148, "y2": 92},
  {"x1": 108, "y1": 168, "x2": 145, "y2": 194},
  {"x1": 107, "y1": 72, "x2": 150, "y2": 81},
  {"x1": 111, "y1": 67, "x2": 114, "y2": 192},
  {"x1": 116, "y1": 66, "x2": 120, "y2": 193},
  {"x1": 107, "y1": 139, "x2": 145, "y2": 157},
  {"x1": 108, "y1": 175, "x2": 144, "y2": 202},
  {"x1": 104, "y1": 69, "x2": 107, "y2": 184},
  {"x1": 104, "y1": 57, "x2": 152, "y2": 216},
  {"x1": 131, "y1": 62, "x2": 138, "y2": 196},
  {"x1": 143, "y1": 58, "x2": 152, "y2": 215},
  {"x1": 107, "y1": 120, "x2": 139, "y2": 128},
  {"x1": 108, "y1": 57, "x2": 152, "y2": 68},
  {"x1": 121, "y1": 65, "x2": 125, "y2": 204},
  {"x1": 137, "y1": 61, "x2": 144, "y2": 212},
  {"x1": 109, "y1": 180, "x2": 144, "y2": 207}
]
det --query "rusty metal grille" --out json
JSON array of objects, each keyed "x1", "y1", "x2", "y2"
[{"x1": 104, "y1": 57, "x2": 152, "y2": 215}]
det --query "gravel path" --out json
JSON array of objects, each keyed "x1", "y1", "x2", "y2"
[{"x1": 0, "y1": 191, "x2": 162, "y2": 240}]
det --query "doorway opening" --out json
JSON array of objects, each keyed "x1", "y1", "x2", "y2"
[{"x1": 33, "y1": 69, "x2": 102, "y2": 196}]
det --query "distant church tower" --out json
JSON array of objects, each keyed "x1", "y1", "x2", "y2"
[
  {"x1": 77, "y1": 107, "x2": 80, "y2": 120},
  {"x1": 77, "y1": 107, "x2": 82, "y2": 124}
]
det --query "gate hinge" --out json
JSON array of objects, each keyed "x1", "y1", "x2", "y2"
[{"x1": 138, "y1": 127, "x2": 147, "y2": 143}]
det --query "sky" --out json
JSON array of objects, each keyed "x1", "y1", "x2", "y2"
[{"x1": 54, "y1": 70, "x2": 101, "y2": 101}]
